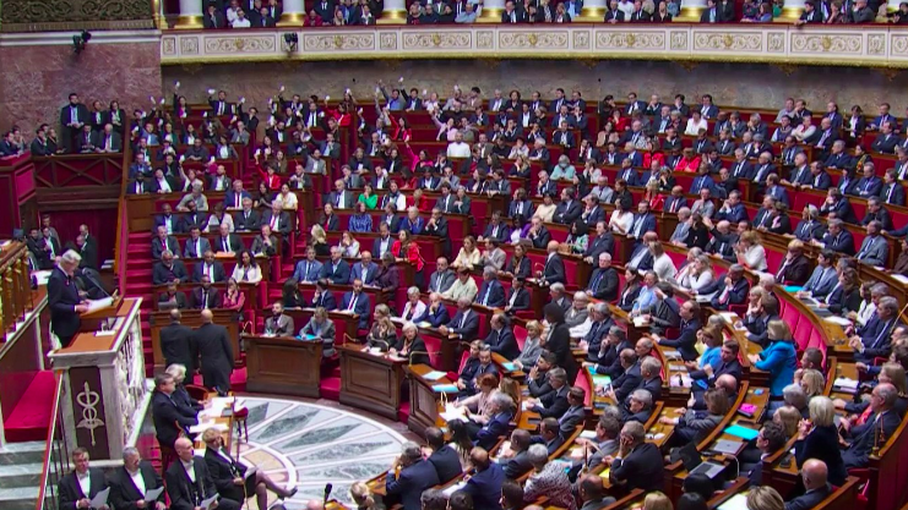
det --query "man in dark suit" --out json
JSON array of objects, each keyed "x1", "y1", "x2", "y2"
[
  {"x1": 193, "y1": 309, "x2": 233, "y2": 392},
  {"x1": 60, "y1": 93, "x2": 90, "y2": 153},
  {"x1": 607, "y1": 421, "x2": 664, "y2": 492},
  {"x1": 553, "y1": 187, "x2": 583, "y2": 225},
  {"x1": 842, "y1": 383, "x2": 902, "y2": 469},
  {"x1": 58, "y1": 447, "x2": 110, "y2": 510},
  {"x1": 166, "y1": 437, "x2": 240, "y2": 510},
  {"x1": 340, "y1": 278, "x2": 371, "y2": 330},
  {"x1": 160, "y1": 309, "x2": 196, "y2": 372},
  {"x1": 475, "y1": 267, "x2": 506, "y2": 308},
  {"x1": 151, "y1": 373, "x2": 198, "y2": 451},
  {"x1": 785, "y1": 459, "x2": 832, "y2": 510},
  {"x1": 203, "y1": 3, "x2": 227, "y2": 28},
  {"x1": 210, "y1": 223, "x2": 245, "y2": 255},
  {"x1": 628, "y1": 201, "x2": 657, "y2": 241},
  {"x1": 154, "y1": 204, "x2": 183, "y2": 235},
  {"x1": 530, "y1": 367, "x2": 570, "y2": 419},
  {"x1": 152, "y1": 226, "x2": 181, "y2": 260},
  {"x1": 328, "y1": 179, "x2": 355, "y2": 209},
  {"x1": 655, "y1": 300, "x2": 701, "y2": 361},
  {"x1": 584, "y1": 222, "x2": 615, "y2": 263},
  {"x1": 504, "y1": 277, "x2": 531, "y2": 315},
  {"x1": 441, "y1": 298, "x2": 480, "y2": 341},
  {"x1": 702, "y1": 264, "x2": 750, "y2": 310},
  {"x1": 191, "y1": 251, "x2": 227, "y2": 283},
  {"x1": 261, "y1": 203, "x2": 292, "y2": 236},
  {"x1": 426, "y1": 427, "x2": 462, "y2": 483},
  {"x1": 75, "y1": 233, "x2": 99, "y2": 271},
  {"x1": 476, "y1": 392, "x2": 515, "y2": 449},
  {"x1": 48, "y1": 250, "x2": 88, "y2": 348},
  {"x1": 320, "y1": 246, "x2": 351, "y2": 284},
  {"x1": 428, "y1": 257, "x2": 456, "y2": 294},
  {"x1": 309, "y1": 279, "x2": 337, "y2": 310},
  {"x1": 385, "y1": 442, "x2": 441, "y2": 510},
  {"x1": 109, "y1": 448, "x2": 166, "y2": 510},
  {"x1": 539, "y1": 241, "x2": 566, "y2": 286},
  {"x1": 500, "y1": 429, "x2": 534, "y2": 478},
  {"x1": 202, "y1": 428, "x2": 294, "y2": 509},
  {"x1": 558, "y1": 387, "x2": 588, "y2": 434},
  {"x1": 460, "y1": 448, "x2": 504, "y2": 510},
  {"x1": 485, "y1": 313, "x2": 520, "y2": 360},
  {"x1": 820, "y1": 219, "x2": 856, "y2": 256}
]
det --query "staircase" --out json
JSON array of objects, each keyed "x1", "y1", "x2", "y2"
[
  {"x1": 0, "y1": 441, "x2": 46, "y2": 510},
  {"x1": 122, "y1": 232, "x2": 158, "y2": 375}
]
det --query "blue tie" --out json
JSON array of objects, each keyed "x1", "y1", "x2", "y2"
[{"x1": 590, "y1": 272, "x2": 602, "y2": 292}]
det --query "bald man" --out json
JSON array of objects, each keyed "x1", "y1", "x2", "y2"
[
  {"x1": 578, "y1": 474, "x2": 616, "y2": 510},
  {"x1": 538, "y1": 240, "x2": 566, "y2": 285},
  {"x1": 459, "y1": 447, "x2": 504, "y2": 510},
  {"x1": 165, "y1": 437, "x2": 241, "y2": 510},
  {"x1": 785, "y1": 459, "x2": 831, "y2": 510},
  {"x1": 193, "y1": 309, "x2": 234, "y2": 393}
]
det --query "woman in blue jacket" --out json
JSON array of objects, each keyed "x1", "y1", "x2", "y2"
[{"x1": 749, "y1": 319, "x2": 797, "y2": 398}]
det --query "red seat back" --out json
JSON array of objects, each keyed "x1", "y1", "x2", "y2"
[
  {"x1": 423, "y1": 334, "x2": 443, "y2": 369},
  {"x1": 514, "y1": 325, "x2": 527, "y2": 351},
  {"x1": 573, "y1": 369, "x2": 593, "y2": 407}
]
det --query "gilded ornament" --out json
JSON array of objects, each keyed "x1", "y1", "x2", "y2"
[
  {"x1": 722, "y1": 34, "x2": 733, "y2": 49},
  {"x1": 432, "y1": 33, "x2": 442, "y2": 46},
  {"x1": 334, "y1": 35, "x2": 344, "y2": 48},
  {"x1": 528, "y1": 33, "x2": 538, "y2": 46},
  {"x1": 821, "y1": 36, "x2": 832, "y2": 51}
]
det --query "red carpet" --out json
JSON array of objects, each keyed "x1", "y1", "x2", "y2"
[{"x1": 5, "y1": 370, "x2": 56, "y2": 442}]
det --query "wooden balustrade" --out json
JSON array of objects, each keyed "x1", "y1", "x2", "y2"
[{"x1": 0, "y1": 242, "x2": 35, "y2": 340}]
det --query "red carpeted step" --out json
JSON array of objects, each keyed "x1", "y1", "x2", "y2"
[
  {"x1": 4, "y1": 371, "x2": 56, "y2": 442},
  {"x1": 319, "y1": 377, "x2": 341, "y2": 400},
  {"x1": 397, "y1": 402, "x2": 410, "y2": 423},
  {"x1": 190, "y1": 368, "x2": 247, "y2": 392}
]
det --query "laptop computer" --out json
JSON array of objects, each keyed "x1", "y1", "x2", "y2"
[{"x1": 677, "y1": 442, "x2": 726, "y2": 479}]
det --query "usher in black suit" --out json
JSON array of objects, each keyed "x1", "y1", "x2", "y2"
[{"x1": 47, "y1": 266, "x2": 82, "y2": 347}]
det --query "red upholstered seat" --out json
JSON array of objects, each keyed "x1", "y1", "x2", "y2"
[
  {"x1": 514, "y1": 325, "x2": 527, "y2": 351},
  {"x1": 448, "y1": 350, "x2": 471, "y2": 380},
  {"x1": 422, "y1": 334, "x2": 443, "y2": 369},
  {"x1": 573, "y1": 369, "x2": 592, "y2": 407},
  {"x1": 781, "y1": 302, "x2": 801, "y2": 333},
  {"x1": 563, "y1": 259, "x2": 579, "y2": 290},
  {"x1": 794, "y1": 324, "x2": 813, "y2": 352},
  {"x1": 398, "y1": 402, "x2": 411, "y2": 423},
  {"x1": 764, "y1": 249, "x2": 784, "y2": 273},
  {"x1": 319, "y1": 376, "x2": 341, "y2": 400},
  {"x1": 667, "y1": 251, "x2": 687, "y2": 268}
]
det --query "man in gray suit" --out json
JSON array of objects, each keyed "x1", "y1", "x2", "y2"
[
  {"x1": 855, "y1": 220, "x2": 887, "y2": 266},
  {"x1": 558, "y1": 387, "x2": 588, "y2": 435},
  {"x1": 670, "y1": 208, "x2": 692, "y2": 245},
  {"x1": 428, "y1": 257, "x2": 456, "y2": 294},
  {"x1": 574, "y1": 414, "x2": 621, "y2": 471},
  {"x1": 183, "y1": 225, "x2": 212, "y2": 258},
  {"x1": 500, "y1": 429, "x2": 533, "y2": 479},
  {"x1": 264, "y1": 302, "x2": 295, "y2": 337},
  {"x1": 479, "y1": 239, "x2": 507, "y2": 271}
]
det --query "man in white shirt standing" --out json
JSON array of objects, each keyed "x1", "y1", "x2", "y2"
[
  {"x1": 58, "y1": 448, "x2": 111, "y2": 510},
  {"x1": 446, "y1": 131, "x2": 471, "y2": 159}
]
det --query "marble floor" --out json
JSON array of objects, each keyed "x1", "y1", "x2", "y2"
[{"x1": 226, "y1": 397, "x2": 408, "y2": 509}]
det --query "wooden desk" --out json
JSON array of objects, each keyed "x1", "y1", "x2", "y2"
[
  {"x1": 245, "y1": 334, "x2": 322, "y2": 397},
  {"x1": 283, "y1": 308, "x2": 359, "y2": 344},
  {"x1": 148, "y1": 309, "x2": 240, "y2": 370},
  {"x1": 338, "y1": 344, "x2": 406, "y2": 421},
  {"x1": 406, "y1": 363, "x2": 456, "y2": 437}
]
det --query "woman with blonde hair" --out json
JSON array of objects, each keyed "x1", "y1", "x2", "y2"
[
  {"x1": 795, "y1": 395, "x2": 847, "y2": 486},
  {"x1": 736, "y1": 230, "x2": 767, "y2": 271},
  {"x1": 772, "y1": 405, "x2": 801, "y2": 438},
  {"x1": 514, "y1": 320, "x2": 545, "y2": 370},
  {"x1": 643, "y1": 491, "x2": 673, "y2": 510},
  {"x1": 367, "y1": 304, "x2": 397, "y2": 351},
  {"x1": 499, "y1": 377, "x2": 521, "y2": 408},
  {"x1": 798, "y1": 369, "x2": 826, "y2": 399},
  {"x1": 746, "y1": 485, "x2": 784, "y2": 510},
  {"x1": 309, "y1": 223, "x2": 329, "y2": 256},
  {"x1": 749, "y1": 320, "x2": 797, "y2": 398},
  {"x1": 350, "y1": 481, "x2": 384, "y2": 510},
  {"x1": 452, "y1": 235, "x2": 481, "y2": 270}
]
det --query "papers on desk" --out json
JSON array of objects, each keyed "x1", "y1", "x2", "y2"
[
  {"x1": 669, "y1": 374, "x2": 692, "y2": 388},
  {"x1": 422, "y1": 370, "x2": 448, "y2": 381},
  {"x1": 579, "y1": 430, "x2": 598, "y2": 440},
  {"x1": 696, "y1": 292, "x2": 716, "y2": 303},
  {"x1": 90, "y1": 487, "x2": 110, "y2": 509},
  {"x1": 833, "y1": 377, "x2": 859, "y2": 394},
  {"x1": 94, "y1": 329, "x2": 117, "y2": 336},
  {"x1": 668, "y1": 363, "x2": 686, "y2": 372},
  {"x1": 144, "y1": 487, "x2": 164, "y2": 503},
  {"x1": 718, "y1": 493, "x2": 750, "y2": 510},
  {"x1": 443, "y1": 482, "x2": 466, "y2": 496},
  {"x1": 33, "y1": 270, "x2": 52, "y2": 286},
  {"x1": 645, "y1": 432, "x2": 665, "y2": 441},
  {"x1": 522, "y1": 399, "x2": 543, "y2": 411},
  {"x1": 368, "y1": 347, "x2": 384, "y2": 355},
  {"x1": 891, "y1": 274, "x2": 908, "y2": 285},
  {"x1": 200, "y1": 494, "x2": 220, "y2": 510},
  {"x1": 824, "y1": 316, "x2": 852, "y2": 326},
  {"x1": 441, "y1": 404, "x2": 467, "y2": 422},
  {"x1": 189, "y1": 422, "x2": 229, "y2": 435},
  {"x1": 663, "y1": 350, "x2": 682, "y2": 361},
  {"x1": 85, "y1": 297, "x2": 114, "y2": 314},
  {"x1": 632, "y1": 316, "x2": 649, "y2": 328},
  {"x1": 417, "y1": 321, "x2": 432, "y2": 329},
  {"x1": 800, "y1": 296, "x2": 820, "y2": 307},
  {"x1": 432, "y1": 384, "x2": 459, "y2": 393}
]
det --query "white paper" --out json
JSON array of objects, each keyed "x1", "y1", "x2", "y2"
[
  {"x1": 833, "y1": 377, "x2": 858, "y2": 389},
  {"x1": 442, "y1": 482, "x2": 466, "y2": 496},
  {"x1": 824, "y1": 316, "x2": 852, "y2": 326},
  {"x1": 718, "y1": 493, "x2": 749, "y2": 510},
  {"x1": 243, "y1": 466, "x2": 257, "y2": 480},
  {"x1": 86, "y1": 297, "x2": 114, "y2": 313},
  {"x1": 90, "y1": 487, "x2": 110, "y2": 509},
  {"x1": 579, "y1": 430, "x2": 597, "y2": 439},
  {"x1": 201, "y1": 494, "x2": 219, "y2": 510},
  {"x1": 144, "y1": 487, "x2": 164, "y2": 502},
  {"x1": 189, "y1": 422, "x2": 228, "y2": 435},
  {"x1": 891, "y1": 274, "x2": 908, "y2": 284}
]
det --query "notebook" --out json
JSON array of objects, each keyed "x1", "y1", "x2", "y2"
[{"x1": 724, "y1": 424, "x2": 760, "y2": 440}]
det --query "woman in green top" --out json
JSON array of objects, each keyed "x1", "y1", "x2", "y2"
[
  {"x1": 358, "y1": 183, "x2": 378, "y2": 209},
  {"x1": 567, "y1": 219, "x2": 589, "y2": 254}
]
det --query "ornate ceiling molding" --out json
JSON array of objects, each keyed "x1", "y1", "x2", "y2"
[{"x1": 158, "y1": 25, "x2": 908, "y2": 68}]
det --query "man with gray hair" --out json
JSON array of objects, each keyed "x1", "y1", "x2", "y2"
[
  {"x1": 855, "y1": 219, "x2": 887, "y2": 266},
  {"x1": 386, "y1": 441, "x2": 440, "y2": 510},
  {"x1": 476, "y1": 265, "x2": 505, "y2": 308},
  {"x1": 624, "y1": 389, "x2": 654, "y2": 423},
  {"x1": 48, "y1": 249, "x2": 87, "y2": 347},
  {"x1": 419, "y1": 488, "x2": 447, "y2": 510},
  {"x1": 109, "y1": 446, "x2": 166, "y2": 510},
  {"x1": 842, "y1": 382, "x2": 901, "y2": 469},
  {"x1": 820, "y1": 218, "x2": 856, "y2": 256},
  {"x1": 782, "y1": 384, "x2": 809, "y2": 418},
  {"x1": 605, "y1": 421, "x2": 663, "y2": 491},
  {"x1": 851, "y1": 295, "x2": 901, "y2": 363},
  {"x1": 549, "y1": 282, "x2": 570, "y2": 312},
  {"x1": 485, "y1": 313, "x2": 519, "y2": 360},
  {"x1": 565, "y1": 291, "x2": 591, "y2": 330},
  {"x1": 528, "y1": 367, "x2": 569, "y2": 418},
  {"x1": 670, "y1": 207, "x2": 692, "y2": 244},
  {"x1": 704, "y1": 263, "x2": 750, "y2": 310},
  {"x1": 579, "y1": 302, "x2": 613, "y2": 360}
]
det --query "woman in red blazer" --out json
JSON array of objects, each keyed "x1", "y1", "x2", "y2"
[{"x1": 392, "y1": 229, "x2": 426, "y2": 289}]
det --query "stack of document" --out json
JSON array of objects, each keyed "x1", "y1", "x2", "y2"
[
  {"x1": 422, "y1": 371, "x2": 447, "y2": 381},
  {"x1": 440, "y1": 404, "x2": 467, "y2": 422},
  {"x1": 442, "y1": 482, "x2": 466, "y2": 496},
  {"x1": 833, "y1": 377, "x2": 859, "y2": 394},
  {"x1": 824, "y1": 316, "x2": 852, "y2": 327},
  {"x1": 189, "y1": 422, "x2": 229, "y2": 435}
]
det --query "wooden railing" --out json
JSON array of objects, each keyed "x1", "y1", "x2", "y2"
[
  {"x1": 32, "y1": 153, "x2": 124, "y2": 189},
  {"x1": 0, "y1": 241, "x2": 35, "y2": 340},
  {"x1": 33, "y1": 371, "x2": 70, "y2": 510}
]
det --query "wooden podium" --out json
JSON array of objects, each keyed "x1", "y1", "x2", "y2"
[
  {"x1": 48, "y1": 298, "x2": 149, "y2": 462},
  {"x1": 338, "y1": 344, "x2": 406, "y2": 421},
  {"x1": 245, "y1": 334, "x2": 322, "y2": 397},
  {"x1": 148, "y1": 309, "x2": 240, "y2": 370}
]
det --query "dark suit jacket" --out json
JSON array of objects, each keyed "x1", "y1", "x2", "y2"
[
  {"x1": 385, "y1": 459, "x2": 440, "y2": 510},
  {"x1": 341, "y1": 291, "x2": 371, "y2": 329},
  {"x1": 476, "y1": 280, "x2": 506, "y2": 307},
  {"x1": 161, "y1": 322, "x2": 196, "y2": 371},
  {"x1": 233, "y1": 209, "x2": 261, "y2": 232},
  {"x1": 536, "y1": 384, "x2": 570, "y2": 419},
  {"x1": 210, "y1": 234, "x2": 245, "y2": 254},
  {"x1": 203, "y1": 447, "x2": 248, "y2": 502},
  {"x1": 502, "y1": 449, "x2": 533, "y2": 479},
  {"x1": 542, "y1": 253, "x2": 566, "y2": 285},
  {"x1": 109, "y1": 462, "x2": 165, "y2": 510},
  {"x1": 461, "y1": 462, "x2": 505, "y2": 510},
  {"x1": 609, "y1": 442, "x2": 664, "y2": 492},
  {"x1": 151, "y1": 390, "x2": 198, "y2": 449},
  {"x1": 505, "y1": 287, "x2": 531, "y2": 313},
  {"x1": 660, "y1": 317, "x2": 700, "y2": 361},
  {"x1": 154, "y1": 260, "x2": 189, "y2": 285},
  {"x1": 449, "y1": 309, "x2": 480, "y2": 340},
  {"x1": 486, "y1": 327, "x2": 520, "y2": 360},
  {"x1": 165, "y1": 457, "x2": 224, "y2": 510},
  {"x1": 194, "y1": 323, "x2": 234, "y2": 391},
  {"x1": 47, "y1": 267, "x2": 82, "y2": 343},
  {"x1": 428, "y1": 444, "x2": 462, "y2": 483},
  {"x1": 785, "y1": 485, "x2": 832, "y2": 510},
  {"x1": 261, "y1": 210, "x2": 292, "y2": 235},
  {"x1": 476, "y1": 411, "x2": 513, "y2": 450},
  {"x1": 190, "y1": 286, "x2": 223, "y2": 309},
  {"x1": 58, "y1": 468, "x2": 108, "y2": 510},
  {"x1": 320, "y1": 259, "x2": 352, "y2": 284},
  {"x1": 777, "y1": 254, "x2": 811, "y2": 285}
]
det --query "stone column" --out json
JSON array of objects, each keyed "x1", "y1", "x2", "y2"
[
  {"x1": 777, "y1": 0, "x2": 806, "y2": 21},
  {"x1": 478, "y1": 0, "x2": 505, "y2": 22},
  {"x1": 674, "y1": 0, "x2": 706, "y2": 21},
  {"x1": 578, "y1": 0, "x2": 608, "y2": 21},
  {"x1": 378, "y1": 0, "x2": 407, "y2": 23},
  {"x1": 278, "y1": 0, "x2": 306, "y2": 25},
  {"x1": 175, "y1": 0, "x2": 203, "y2": 29}
]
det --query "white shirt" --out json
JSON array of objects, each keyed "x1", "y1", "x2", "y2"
[
  {"x1": 447, "y1": 141, "x2": 471, "y2": 158},
  {"x1": 743, "y1": 245, "x2": 768, "y2": 271},
  {"x1": 276, "y1": 192, "x2": 298, "y2": 210},
  {"x1": 77, "y1": 471, "x2": 91, "y2": 497},
  {"x1": 182, "y1": 460, "x2": 196, "y2": 482},
  {"x1": 652, "y1": 254, "x2": 677, "y2": 282},
  {"x1": 401, "y1": 300, "x2": 427, "y2": 321},
  {"x1": 232, "y1": 263, "x2": 262, "y2": 283},
  {"x1": 232, "y1": 17, "x2": 251, "y2": 27},
  {"x1": 127, "y1": 468, "x2": 146, "y2": 497},
  {"x1": 685, "y1": 117, "x2": 709, "y2": 136}
]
